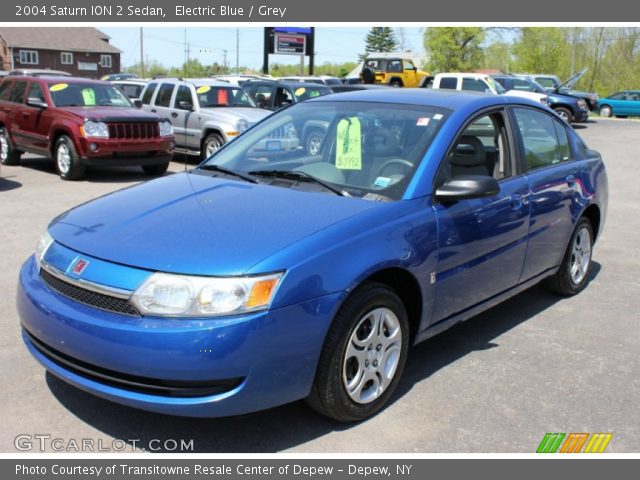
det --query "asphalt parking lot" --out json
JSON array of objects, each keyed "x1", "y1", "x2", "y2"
[{"x1": 0, "y1": 118, "x2": 638, "y2": 453}]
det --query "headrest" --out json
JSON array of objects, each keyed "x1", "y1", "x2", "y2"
[
  {"x1": 364, "y1": 128, "x2": 400, "y2": 157},
  {"x1": 450, "y1": 135, "x2": 486, "y2": 167}
]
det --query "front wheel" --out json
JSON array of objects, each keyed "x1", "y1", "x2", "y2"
[
  {"x1": 599, "y1": 105, "x2": 612, "y2": 117},
  {"x1": 0, "y1": 127, "x2": 21, "y2": 165},
  {"x1": 545, "y1": 217, "x2": 594, "y2": 296},
  {"x1": 554, "y1": 107, "x2": 573, "y2": 123},
  {"x1": 305, "y1": 129, "x2": 325, "y2": 156},
  {"x1": 202, "y1": 133, "x2": 225, "y2": 160},
  {"x1": 55, "y1": 136, "x2": 85, "y2": 180},
  {"x1": 306, "y1": 282, "x2": 409, "y2": 422}
]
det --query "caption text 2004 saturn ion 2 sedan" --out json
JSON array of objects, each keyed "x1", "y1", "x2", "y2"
[{"x1": 18, "y1": 89, "x2": 608, "y2": 422}]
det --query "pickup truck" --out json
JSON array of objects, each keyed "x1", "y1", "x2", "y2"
[{"x1": 0, "y1": 75, "x2": 174, "y2": 180}]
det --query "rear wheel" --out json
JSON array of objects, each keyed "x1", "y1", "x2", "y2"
[
  {"x1": 55, "y1": 136, "x2": 85, "y2": 180},
  {"x1": 306, "y1": 282, "x2": 409, "y2": 422},
  {"x1": 599, "y1": 105, "x2": 612, "y2": 117},
  {"x1": 142, "y1": 163, "x2": 169, "y2": 176},
  {"x1": 545, "y1": 217, "x2": 594, "y2": 296},
  {"x1": 0, "y1": 127, "x2": 21, "y2": 165},
  {"x1": 554, "y1": 107, "x2": 573, "y2": 123},
  {"x1": 389, "y1": 80, "x2": 402, "y2": 88}
]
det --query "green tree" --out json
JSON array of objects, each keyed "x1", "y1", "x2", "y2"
[
  {"x1": 363, "y1": 27, "x2": 398, "y2": 56},
  {"x1": 512, "y1": 28, "x2": 570, "y2": 76},
  {"x1": 424, "y1": 27, "x2": 485, "y2": 72},
  {"x1": 483, "y1": 41, "x2": 512, "y2": 72},
  {"x1": 124, "y1": 60, "x2": 167, "y2": 78}
]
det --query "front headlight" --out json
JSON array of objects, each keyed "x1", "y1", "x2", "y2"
[
  {"x1": 35, "y1": 231, "x2": 54, "y2": 270},
  {"x1": 236, "y1": 118, "x2": 249, "y2": 133},
  {"x1": 131, "y1": 272, "x2": 283, "y2": 317},
  {"x1": 159, "y1": 121, "x2": 173, "y2": 137},
  {"x1": 578, "y1": 99, "x2": 588, "y2": 109},
  {"x1": 81, "y1": 121, "x2": 109, "y2": 138}
]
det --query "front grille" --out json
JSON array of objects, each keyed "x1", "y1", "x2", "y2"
[
  {"x1": 25, "y1": 331, "x2": 244, "y2": 398},
  {"x1": 107, "y1": 122, "x2": 159, "y2": 140},
  {"x1": 40, "y1": 268, "x2": 139, "y2": 317}
]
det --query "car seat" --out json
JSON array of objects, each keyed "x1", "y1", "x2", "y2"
[{"x1": 450, "y1": 135, "x2": 490, "y2": 177}]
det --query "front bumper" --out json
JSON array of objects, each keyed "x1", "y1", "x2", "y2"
[
  {"x1": 77, "y1": 137, "x2": 174, "y2": 167},
  {"x1": 18, "y1": 256, "x2": 342, "y2": 417},
  {"x1": 574, "y1": 108, "x2": 590, "y2": 123}
]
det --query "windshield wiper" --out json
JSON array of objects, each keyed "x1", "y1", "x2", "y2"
[
  {"x1": 249, "y1": 169, "x2": 347, "y2": 196},
  {"x1": 199, "y1": 164, "x2": 258, "y2": 183}
]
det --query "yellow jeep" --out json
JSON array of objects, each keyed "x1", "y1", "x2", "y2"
[{"x1": 362, "y1": 55, "x2": 430, "y2": 88}]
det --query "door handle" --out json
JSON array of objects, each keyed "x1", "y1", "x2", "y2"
[
  {"x1": 171, "y1": 112, "x2": 178, "y2": 118},
  {"x1": 509, "y1": 194, "x2": 524, "y2": 211},
  {"x1": 151, "y1": 109, "x2": 157, "y2": 113}
]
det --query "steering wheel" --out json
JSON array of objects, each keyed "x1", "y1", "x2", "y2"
[{"x1": 376, "y1": 159, "x2": 414, "y2": 178}]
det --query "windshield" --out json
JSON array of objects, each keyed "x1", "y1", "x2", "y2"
[
  {"x1": 201, "y1": 100, "x2": 449, "y2": 201},
  {"x1": 195, "y1": 85, "x2": 256, "y2": 107},
  {"x1": 48, "y1": 82, "x2": 132, "y2": 107},
  {"x1": 486, "y1": 77, "x2": 506, "y2": 94}
]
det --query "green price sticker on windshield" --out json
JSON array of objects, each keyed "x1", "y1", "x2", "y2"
[{"x1": 336, "y1": 117, "x2": 362, "y2": 170}]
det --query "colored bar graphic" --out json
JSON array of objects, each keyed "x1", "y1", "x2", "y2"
[
  {"x1": 537, "y1": 433, "x2": 566, "y2": 453},
  {"x1": 560, "y1": 433, "x2": 589, "y2": 453},
  {"x1": 583, "y1": 433, "x2": 613, "y2": 453}
]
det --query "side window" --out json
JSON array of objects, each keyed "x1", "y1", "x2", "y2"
[
  {"x1": 439, "y1": 77, "x2": 457, "y2": 90},
  {"x1": 387, "y1": 60, "x2": 402, "y2": 73},
  {"x1": 274, "y1": 88, "x2": 293, "y2": 108},
  {"x1": 141, "y1": 82, "x2": 157, "y2": 105},
  {"x1": 403, "y1": 60, "x2": 415, "y2": 71},
  {"x1": 253, "y1": 85, "x2": 273, "y2": 108},
  {"x1": 514, "y1": 108, "x2": 570, "y2": 170},
  {"x1": 0, "y1": 80, "x2": 13, "y2": 100},
  {"x1": 512, "y1": 79, "x2": 533, "y2": 91},
  {"x1": 173, "y1": 85, "x2": 193, "y2": 108},
  {"x1": 462, "y1": 78, "x2": 489, "y2": 92},
  {"x1": 436, "y1": 112, "x2": 509, "y2": 186},
  {"x1": 27, "y1": 82, "x2": 45, "y2": 102},
  {"x1": 154, "y1": 83, "x2": 175, "y2": 107},
  {"x1": 609, "y1": 92, "x2": 625, "y2": 100},
  {"x1": 10, "y1": 81, "x2": 27, "y2": 103}
]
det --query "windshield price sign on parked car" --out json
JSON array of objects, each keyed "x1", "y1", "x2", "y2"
[{"x1": 275, "y1": 33, "x2": 306, "y2": 54}]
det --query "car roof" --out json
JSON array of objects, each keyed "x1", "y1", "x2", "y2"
[
  {"x1": 310, "y1": 88, "x2": 542, "y2": 110},
  {"x1": 7, "y1": 75, "x2": 108, "y2": 85},
  {"x1": 244, "y1": 79, "x2": 330, "y2": 88}
]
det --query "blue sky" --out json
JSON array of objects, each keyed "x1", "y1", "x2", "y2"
[{"x1": 100, "y1": 27, "x2": 426, "y2": 70}]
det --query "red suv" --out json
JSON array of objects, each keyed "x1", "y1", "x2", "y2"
[{"x1": 0, "y1": 76, "x2": 174, "y2": 180}]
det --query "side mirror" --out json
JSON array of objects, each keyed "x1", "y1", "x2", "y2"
[
  {"x1": 178, "y1": 100, "x2": 194, "y2": 111},
  {"x1": 133, "y1": 99, "x2": 142, "y2": 108},
  {"x1": 435, "y1": 175, "x2": 500, "y2": 202},
  {"x1": 27, "y1": 98, "x2": 48, "y2": 109}
]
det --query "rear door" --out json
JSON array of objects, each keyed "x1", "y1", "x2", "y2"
[
  {"x1": 432, "y1": 109, "x2": 531, "y2": 322},
  {"x1": 171, "y1": 84, "x2": 197, "y2": 149},
  {"x1": 150, "y1": 82, "x2": 176, "y2": 121},
  {"x1": 16, "y1": 81, "x2": 51, "y2": 153},
  {"x1": 6, "y1": 80, "x2": 28, "y2": 150},
  {"x1": 511, "y1": 107, "x2": 583, "y2": 280}
]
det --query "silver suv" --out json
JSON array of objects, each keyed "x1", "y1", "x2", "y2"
[{"x1": 140, "y1": 78, "x2": 285, "y2": 159}]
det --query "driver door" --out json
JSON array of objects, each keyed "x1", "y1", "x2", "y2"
[{"x1": 431, "y1": 110, "x2": 531, "y2": 322}]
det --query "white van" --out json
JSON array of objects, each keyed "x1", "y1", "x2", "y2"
[{"x1": 431, "y1": 73, "x2": 548, "y2": 104}]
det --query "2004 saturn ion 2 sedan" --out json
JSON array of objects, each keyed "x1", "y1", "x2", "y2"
[{"x1": 18, "y1": 90, "x2": 608, "y2": 422}]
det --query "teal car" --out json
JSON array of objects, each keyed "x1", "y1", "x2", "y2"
[{"x1": 597, "y1": 91, "x2": 640, "y2": 118}]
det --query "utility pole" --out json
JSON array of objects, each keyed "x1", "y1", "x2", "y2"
[
  {"x1": 223, "y1": 50, "x2": 228, "y2": 73},
  {"x1": 140, "y1": 27, "x2": 144, "y2": 78},
  {"x1": 236, "y1": 28, "x2": 240, "y2": 73}
]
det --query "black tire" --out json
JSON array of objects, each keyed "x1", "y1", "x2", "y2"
[
  {"x1": 389, "y1": 80, "x2": 403, "y2": 88},
  {"x1": 599, "y1": 105, "x2": 612, "y2": 118},
  {"x1": 554, "y1": 107, "x2": 573, "y2": 123},
  {"x1": 306, "y1": 281, "x2": 410, "y2": 422},
  {"x1": 142, "y1": 163, "x2": 169, "y2": 176},
  {"x1": 361, "y1": 67, "x2": 376, "y2": 84},
  {"x1": 0, "y1": 127, "x2": 21, "y2": 165},
  {"x1": 54, "y1": 136, "x2": 85, "y2": 180},
  {"x1": 202, "y1": 133, "x2": 225, "y2": 160},
  {"x1": 544, "y1": 217, "x2": 594, "y2": 296},
  {"x1": 305, "y1": 129, "x2": 325, "y2": 156}
]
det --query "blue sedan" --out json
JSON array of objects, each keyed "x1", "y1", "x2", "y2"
[
  {"x1": 597, "y1": 91, "x2": 640, "y2": 117},
  {"x1": 18, "y1": 90, "x2": 608, "y2": 422}
]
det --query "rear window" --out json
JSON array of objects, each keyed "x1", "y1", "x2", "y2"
[
  {"x1": 141, "y1": 82, "x2": 157, "y2": 104},
  {"x1": 0, "y1": 80, "x2": 12, "y2": 100},
  {"x1": 10, "y1": 81, "x2": 27, "y2": 103}
]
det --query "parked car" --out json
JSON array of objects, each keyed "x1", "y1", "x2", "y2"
[
  {"x1": 211, "y1": 74, "x2": 263, "y2": 87},
  {"x1": 112, "y1": 79, "x2": 148, "y2": 100},
  {"x1": 18, "y1": 89, "x2": 607, "y2": 422},
  {"x1": 430, "y1": 73, "x2": 548, "y2": 105},
  {"x1": 9, "y1": 69, "x2": 71, "y2": 77},
  {"x1": 492, "y1": 74, "x2": 589, "y2": 123},
  {"x1": 330, "y1": 83, "x2": 390, "y2": 94},
  {"x1": 101, "y1": 73, "x2": 138, "y2": 81},
  {"x1": 0, "y1": 76, "x2": 174, "y2": 179},
  {"x1": 240, "y1": 79, "x2": 332, "y2": 111},
  {"x1": 139, "y1": 78, "x2": 274, "y2": 159},
  {"x1": 596, "y1": 91, "x2": 640, "y2": 118},
  {"x1": 522, "y1": 69, "x2": 599, "y2": 110},
  {"x1": 280, "y1": 75, "x2": 343, "y2": 86},
  {"x1": 361, "y1": 53, "x2": 430, "y2": 87}
]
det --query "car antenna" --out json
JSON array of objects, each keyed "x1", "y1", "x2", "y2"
[{"x1": 183, "y1": 29, "x2": 189, "y2": 171}]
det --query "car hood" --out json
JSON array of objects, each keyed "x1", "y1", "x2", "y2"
[
  {"x1": 554, "y1": 68, "x2": 587, "y2": 93},
  {"x1": 48, "y1": 172, "x2": 379, "y2": 276},
  {"x1": 58, "y1": 106, "x2": 161, "y2": 122},
  {"x1": 200, "y1": 107, "x2": 270, "y2": 125}
]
